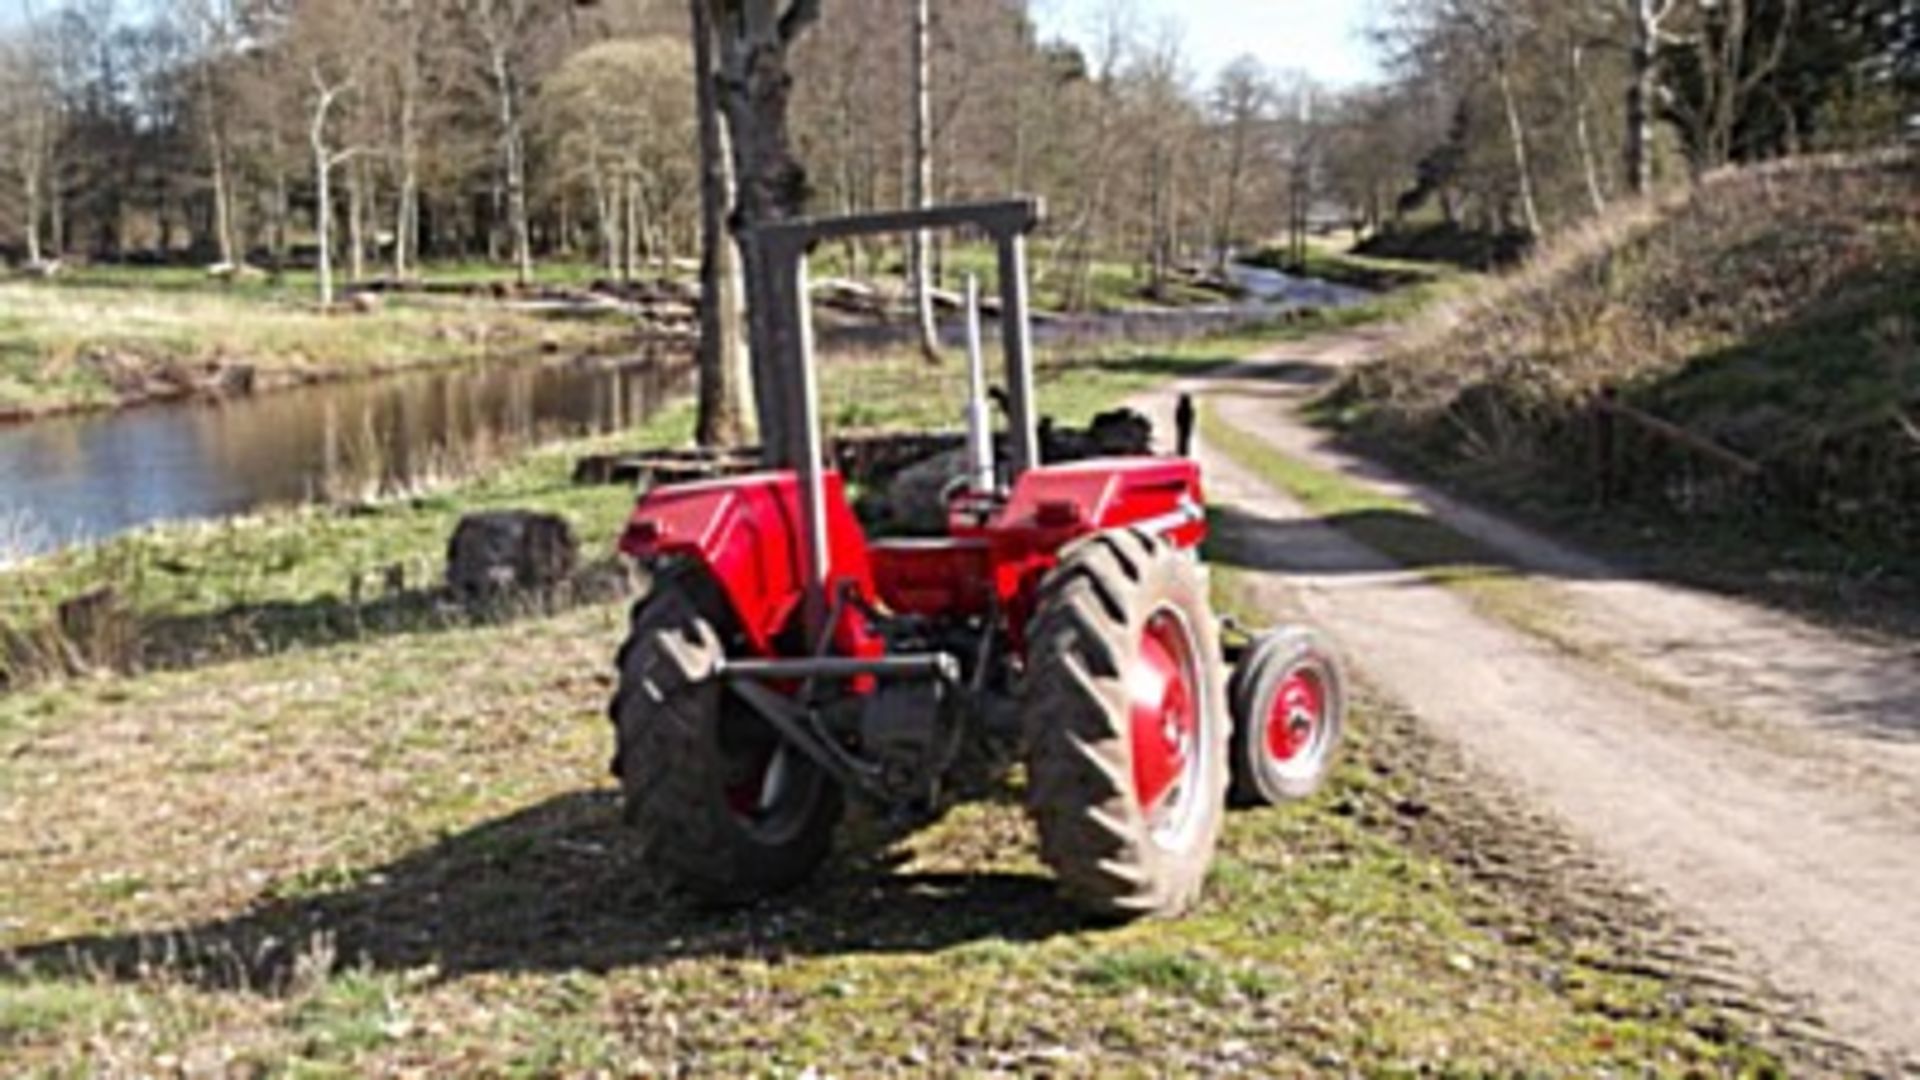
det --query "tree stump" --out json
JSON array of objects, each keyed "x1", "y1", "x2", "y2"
[{"x1": 446, "y1": 511, "x2": 579, "y2": 599}]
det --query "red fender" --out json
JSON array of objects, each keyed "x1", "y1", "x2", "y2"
[{"x1": 618, "y1": 470, "x2": 879, "y2": 658}]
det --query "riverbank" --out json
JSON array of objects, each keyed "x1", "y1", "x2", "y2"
[{"x1": 0, "y1": 278, "x2": 652, "y2": 423}]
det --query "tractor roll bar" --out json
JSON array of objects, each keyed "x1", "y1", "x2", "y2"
[{"x1": 747, "y1": 197, "x2": 1044, "y2": 651}]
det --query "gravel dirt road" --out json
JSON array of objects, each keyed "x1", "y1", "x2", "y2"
[{"x1": 1142, "y1": 331, "x2": 1920, "y2": 1068}]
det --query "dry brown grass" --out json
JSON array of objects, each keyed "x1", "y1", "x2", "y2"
[{"x1": 1332, "y1": 150, "x2": 1920, "y2": 592}]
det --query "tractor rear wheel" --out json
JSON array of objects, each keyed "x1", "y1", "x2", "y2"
[
  {"x1": 1022, "y1": 529, "x2": 1229, "y2": 919},
  {"x1": 610, "y1": 566, "x2": 842, "y2": 903}
]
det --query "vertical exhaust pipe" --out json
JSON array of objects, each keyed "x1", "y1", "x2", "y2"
[{"x1": 964, "y1": 273, "x2": 996, "y2": 494}]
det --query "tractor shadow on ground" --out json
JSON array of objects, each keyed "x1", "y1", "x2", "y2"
[{"x1": 3, "y1": 790, "x2": 1086, "y2": 996}]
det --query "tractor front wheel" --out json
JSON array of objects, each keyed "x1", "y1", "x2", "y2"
[
  {"x1": 1228, "y1": 626, "x2": 1346, "y2": 806},
  {"x1": 610, "y1": 566, "x2": 842, "y2": 903},
  {"x1": 1022, "y1": 529, "x2": 1229, "y2": 919}
]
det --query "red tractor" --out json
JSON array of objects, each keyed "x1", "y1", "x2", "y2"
[{"x1": 609, "y1": 199, "x2": 1346, "y2": 918}]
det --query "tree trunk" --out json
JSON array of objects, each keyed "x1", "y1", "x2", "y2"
[
  {"x1": 23, "y1": 152, "x2": 43, "y2": 265},
  {"x1": 691, "y1": 0, "x2": 752, "y2": 447},
  {"x1": 712, "y1": 0, "x2": 821, "y2": 456},
  {"x1": 201, "y1": 69, "x2": 236, "y2": 266},
  {"x1": 909, "y1": 0, "x2": 940, "y2": 363},
  {"x1": 48, "y1": 170, "x2": 63, "y2": 257},
  {"x1": 312, "y1": 121, "x2": 334, "y2": 306},
  {"x1": 622, "y1": 170, "x2": 640, "y2": 282},
  {"x1": 271, "y1": 160, "x2": 288, "y2": 272},
  {"x1": 394, "y1": 39, "x2": 419, "y2": 279},
  {"x1": 1627, "y1": 0, "x2": 1660, "y2": 195},
  {"x1": 591, "y1": 160, "x2": 617, "y2": 277},
  {"x1": 488, "y1": 39, "x2": 534, "y2": 285},
  {"x1": 1496, "y1": 52, "x2": 1543, "y2": 236},
  {"x1": 347, "y1": 157, "x2": 366, "y2": 283},
  {"x1": 1570, "y1": 39, "x2": 1608, "y2": 215}
]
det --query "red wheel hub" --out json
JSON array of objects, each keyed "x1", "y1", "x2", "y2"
[
  {"x1": 1130, "y1": 611, "x2": 1199, "y2": 816},
  {"x1": 1267, "y1": 670, "x2": 1323, "y2": 765}
]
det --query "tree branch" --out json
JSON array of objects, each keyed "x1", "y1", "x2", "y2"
[{"x1": 777, "y1": 0, "x2": 821, "y2": 45}]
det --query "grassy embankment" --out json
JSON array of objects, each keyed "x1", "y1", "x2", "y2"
[
  {"x1": 1324, "y1": 151, "x2": 1920, "y2": 632},
  {"x1": 0, "y1": 297, "x2": 1807, "y2": 1071},
  {"x1": 0, "y1": 262, "x2": 651, "y2": 420}
]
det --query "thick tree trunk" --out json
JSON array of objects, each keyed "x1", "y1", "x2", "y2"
[
  {"x1": 487, "y1": 39, "x2": 534, "y2": 285},
  {"x1": 622, "y1": 171, "x2": 640, "y2": 282},
  {"x1": 591, "y1": 161, "x2": 617, "y2": 276},
  {"x1": 909, "y1": 0, "x2": 940, "y2": 363},
  {"x1": 23, "y1": 158, "x2": 43, "y2": 265},
  {"x1": 201, "y1": 71, "x2": 236, "y2": 266},
  {"x1": 712, "y1": 0, "x2": 821, "y2": 456},
  {"x1": 48, "y1": 160, "x2": 64, "y2": 256},
  {"x1": 691, "y1": 0, "x2": 752, "y2": 447}
]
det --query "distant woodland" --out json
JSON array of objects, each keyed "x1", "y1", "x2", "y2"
[{"x1": 0, "y1": 0, "x2": 1909, "y2": 287}]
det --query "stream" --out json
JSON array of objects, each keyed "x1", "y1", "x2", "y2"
[{"x1": 0, "y1": 353, "x2": 691, "y2": 561}]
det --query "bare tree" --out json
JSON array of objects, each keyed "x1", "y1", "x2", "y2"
[
  {"x1": 289, "y1": 0, "x2": 374, "y2": 305},
  {"x1": 1625, "y1": 0, "x2": 1684, "y2": 193},
  {"x1": 1567, "y1": 33, "x2": 1609, "y2": 214},
  {"x1": 177, "y1": 0, "x2": 243, "y2": 266},
  {"x1": 1209, "y1": 55, "x2": 1274, "y2": 268},
  {"x1": 1672, "y1": 0, "x2": 1801, "y2": 170},
  {"x1": 0, "y1": 17, "x2": 57, "y2": 266},
  {"x1": 909, "y1": 0, "x2": 939, "y2": 362},
  {"x1": 381, "y1": 0, "x2": 431, "y2": 279},
  {"x1": 468, "y1": 0, "x2": 542, "y2": 285}
]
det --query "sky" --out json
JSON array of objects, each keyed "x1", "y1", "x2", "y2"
[{"x1": 1030, "y1": 0, "x2": 1384, "y2": 89}]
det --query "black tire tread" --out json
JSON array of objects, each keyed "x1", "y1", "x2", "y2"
[
  {"x1": 1022, "y1": 529, "x2": 1227, "y2": 919},
  {"x1": 610, "y1": 567, "x2": 839, "y2": 901}
]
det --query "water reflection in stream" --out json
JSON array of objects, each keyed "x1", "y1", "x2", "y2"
[{"x1": 0, "y1": 353, "x2": 691, "y2": 558}]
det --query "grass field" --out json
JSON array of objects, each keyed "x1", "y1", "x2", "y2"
[
  {"x1": 0, "y1": 291, "x2": 1816, "y2": 1071},
  {"x1": 0, "y1": 576, "x2": 1788, "y2": 1075}
]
